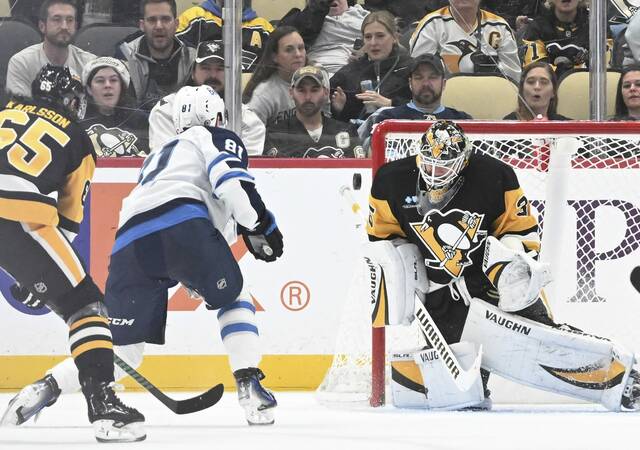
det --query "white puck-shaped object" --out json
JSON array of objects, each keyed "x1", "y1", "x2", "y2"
[{"x1": 262, "y1": 245, "x2": 274, "y2": 256}]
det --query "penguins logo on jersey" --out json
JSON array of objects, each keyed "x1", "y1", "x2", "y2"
[
  {"x1": 86, "y1": 123, "x2": 142, "y2": 157},
  {"x1": 410, "y1": 209, "x2": 486, "y2": 277}
]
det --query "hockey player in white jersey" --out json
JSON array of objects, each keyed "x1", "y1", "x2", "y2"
[{"x1": 1, "y1": 85, "x2": 282, "y2": 426}]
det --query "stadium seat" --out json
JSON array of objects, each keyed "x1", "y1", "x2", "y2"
[
  {"x1": 253, "y1": 0, "x2": 305, "y2": 22},
  {"x1": 441, "y1": 73, "x2": 518, "y2": 120},
  {"x1": 0, "y1": 18, "x2": 41, "y2": 92},
  {"x1": 74, "y1": 23, "x2": 139, "y2": 57},
  {"x1": 556, "y1": 69, "x2": 621, "y2": 120}
]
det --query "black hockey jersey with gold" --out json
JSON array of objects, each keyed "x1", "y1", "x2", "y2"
[
  {"x1": 0, "y1": 99, "x2": 96, "y2": 233},
  {"x1": 366, "y1": 153, "x2": 539, "y2": 287}
]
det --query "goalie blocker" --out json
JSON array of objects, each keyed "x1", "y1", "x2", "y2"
[{"x1": 364, "y1": 241, "x2": 639, "y2": 411}]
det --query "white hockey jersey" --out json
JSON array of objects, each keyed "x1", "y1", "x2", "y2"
[
  {"x1": 410, "y1": 7, "x2": 521, "y2": 82},
  {"x1": 117, "y1": 125, "x2": 264, "y2": 246},
  {"x1": 148, "y1": 92, "x2": 266, "y2": 155}
]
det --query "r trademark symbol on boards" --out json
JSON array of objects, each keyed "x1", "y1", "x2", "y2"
[{"x1": 280, "y1": 281, "x2": 310, "y2": 311}]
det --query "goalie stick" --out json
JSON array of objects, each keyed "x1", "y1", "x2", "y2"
[{"x1": 114, "y1": 355, "x2": 224, "y2": 414}]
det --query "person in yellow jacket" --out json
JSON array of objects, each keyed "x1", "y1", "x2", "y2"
[{"x1": 177, "y1": 0, "x2": 273, "y2": 72}]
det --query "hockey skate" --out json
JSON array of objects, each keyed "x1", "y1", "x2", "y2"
[
  {"x1": 621, "y1": 369, "x2": 640, "y2": 411},
  {"x1": 81, "y1": 378, "x2": 146, "y2": 442},
  {"x1": 234, "y1": 368, "x2": 277, "y2": 425},
  {"x1": 0, "y1": 374, "x2": 61, "y2": 426}
]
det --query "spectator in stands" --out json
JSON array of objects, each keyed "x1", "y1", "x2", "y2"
[
  {"x1": 521, "y1": 0, "x2": 613, "y2": 76},
  {"x1": 613, "y1": 64, "x2": 640, "y2": 120},
  {"x1": 116, "y1": 0, "x2": 195, "y2": 111},
  {"x1": 363, "y1": 0, "x2": 443, "y2": 33},
  {"x1": 243, "y1": 26, "x2": 308, "y2": 125},
  {"x1": 5, "y1": 0, "x2": 96, "y2": 97},
  {"x1": 482, "y1": 0, "x2": 544, "y2": 32},
  {"x1": 264, "y1": 65, "x2": 364, "y2": 158},
  {"x1": 374, "y1": 53, "x2": 472, "y2": 123},
  {"x1": 176, "y1": 0, "x2": 273, "y2": 72},
  {"x1": 280, "y1": 0, "x2": 369, "y2": 77},
  {"x1": 410, "y1": 0, "x2": 522, "y2": 82},
  {"x1": 149, "y1": 40, "x2": 265, "y2": 154},
  {"x1": 80, "y1": 57, "x2": 149, "y2": 156},
  {"x1": 503, "y1": 61, "x2": 568, "y2": 120},
  {"x1": 330, "y1": 11, "x2": 413, "y2": 123}
]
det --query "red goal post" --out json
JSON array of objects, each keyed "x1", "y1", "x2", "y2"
[{"x1": 318, "y1": 120, "x2": 640, "y2": 407}]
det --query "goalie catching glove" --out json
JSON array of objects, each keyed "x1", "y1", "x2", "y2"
[
  {"x1": 239, "y1": 210, "x2": 284, "y2": 262},
  {"x1": 482, "y1": 235, "x2": 552, "y2": 312},
  {"x1": 10, "y1": 283, "x2": 46, "y2": 310}
]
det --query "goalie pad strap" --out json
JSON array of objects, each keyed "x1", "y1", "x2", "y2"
[
  {"x1": 461, "y1": 298, "x2": 634, "y2": 411},
  {"x1": 364, "y1": 241, "x2": 428, "y2": 326}
]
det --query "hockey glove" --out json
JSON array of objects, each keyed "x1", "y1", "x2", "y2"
[
  {"x1": 10, "y1": 283, "x2": 46, "y2": 310},
  {"x1": 241, "y1": 210, "x2": 284, "y2": 262}
]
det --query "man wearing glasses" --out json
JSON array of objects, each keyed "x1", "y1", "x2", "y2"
[
  {"x1": 117, "y1": 0, "x2": 196, "y2": 111},
  {"x1": 5, "y1": 0, "x2": 96, "y2": 97}
]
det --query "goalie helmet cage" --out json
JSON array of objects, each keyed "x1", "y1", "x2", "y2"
[{"x1": 316, "y1": 120, "x2": 640, "y2": 407}]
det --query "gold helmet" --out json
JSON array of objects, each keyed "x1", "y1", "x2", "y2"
[{"x1": 417, "y1": 120, "x2": 472, "y2": 190}]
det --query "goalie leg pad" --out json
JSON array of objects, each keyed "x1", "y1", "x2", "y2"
[
  {"x1": 390, "y1": 342, "x2": 485, "y2": 410},
  {"x1": 461, "y1": 298, "x2": 635, "y2": 411},
  {"x1": 364, "y1": 241, "x2": 428, "y2": 327}
]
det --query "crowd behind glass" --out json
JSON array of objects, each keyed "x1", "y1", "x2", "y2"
[{"x1": 3, "y1": 0, "x2": 640, "y2": 158}]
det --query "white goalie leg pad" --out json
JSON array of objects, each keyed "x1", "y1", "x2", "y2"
[
  {"x1": 217, "y1": 287, "x2": 261, "y2": 371},
  {"x1": 482, "y1": 236, "x2": 552, "y2": 312},
  {"x1": 390, "y1": 342, "x2": 485, "y2": 410},
  {"x1": 461, "y1": 298, "x2": 635, "y2": 411},
  {"x1": 364, "y1": 240, "x2": 428, "y2": 327}
]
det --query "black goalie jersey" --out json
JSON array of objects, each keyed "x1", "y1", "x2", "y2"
[
  {"x1": 366, "y1": 153, "x2": 540, "y2": 290},
  {"x1": 0, "y1": 99, "x2": 96, "y2": 234}
]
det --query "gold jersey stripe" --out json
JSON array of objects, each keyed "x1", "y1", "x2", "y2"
[
  {"x1": 57, "y1": 153, "x2": 95, "y2": 227},
  {"x1": 0, "y1": 197, "x2": 58, "y2": 226},
  {"x1": 35, "y1": 225, "x2": 85, "y2": 285},
  {"x1": 366, "y1": 195, "x2": 405, "y2": 239}
]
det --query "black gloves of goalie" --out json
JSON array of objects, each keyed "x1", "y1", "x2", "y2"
[
  {"x1": 240, "y1": 210, "x2": 284, "y2": 262},
  {"x1": 10, "y1": 283, "x2": 46, "y2": 310}
]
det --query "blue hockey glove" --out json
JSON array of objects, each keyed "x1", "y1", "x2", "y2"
[
  {"x1": 241, "y1": 210, "x2": 284, "y2": 262},
  {"x1": 10, "y1": 283, "x2": 46, "y2": 310}
]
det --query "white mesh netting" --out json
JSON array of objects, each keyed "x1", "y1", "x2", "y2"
[{"x1": 317, "y1": 122, "x2": 640, "y2": 406}]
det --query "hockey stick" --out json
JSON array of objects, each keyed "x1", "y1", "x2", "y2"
[
  {"x1": 630, "y1": 266, "x2": 640, "y2": 294},
  {"x1": 413, "y1": 294, "x2": 482, "y2": 392},
  {"x1": 114, "y1": 355, "x2": 224, "y2": 414}
]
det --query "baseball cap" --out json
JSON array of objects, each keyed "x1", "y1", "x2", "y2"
[
  {"x1": 291, "y1": 65, "x2": 330, "y2": 89},
  {"x1": 195, "y1": 40, "x2": 224, "y2": 64},
  {"x1": 409, "y1": 54, "x2": 447, "y2": 78}
]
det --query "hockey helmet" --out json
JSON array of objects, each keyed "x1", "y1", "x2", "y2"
[
  {"x1": 31, "y1": 64, "x2": 86, "y2": 120},
  {"x1": 172, "y1": 85, "x2": 226, "y2": 134},
  {"x1": 417, "y1": 120, "x2": 472, "y2": 190}
]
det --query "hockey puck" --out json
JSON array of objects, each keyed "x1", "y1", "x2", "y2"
[{"x1": 353, "y1": 173, "x2": 362, "y2": 190}]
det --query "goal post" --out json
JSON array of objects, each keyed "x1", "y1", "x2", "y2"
[{"x1": 318, "y1": 120, "x2": 640, "y2": 407}]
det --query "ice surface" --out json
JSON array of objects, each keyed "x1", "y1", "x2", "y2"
[{"x1": 0, "y1": 391, "x2": 637, "y2": 450}]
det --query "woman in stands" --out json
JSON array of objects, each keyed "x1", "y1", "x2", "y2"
[
  {"x1": 243, "y1": 26, "x2": 308, "y2": 125},
  {"x1": 504, "y1": 61, "x2": 568, "y2": 121},
  {"x1": 613, "y1": 64, "x2": 640, "y2": 120},
  {"x1": 81, "y1": 57, "x2": 149, "y2": 156},
  {"x1": 329, "y1": 10, "x2": 412, "y2": 124}
]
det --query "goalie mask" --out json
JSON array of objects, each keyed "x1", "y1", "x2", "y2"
[
  {"x1": 417, "y1": 120, "x2": 472, "y2": 191},
  {"x1": 172, "y1": 85, "x2": 227, "y2": 134},
  {"x1": 31, "y1": 64, "x2": 86, "y2": 120}
]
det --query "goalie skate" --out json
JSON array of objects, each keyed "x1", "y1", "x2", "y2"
[
  {"x1": 234, "y1": 368, "x2": 277, "y2": 425},
  {"x1": 81, "y1": 378, "x2": 146, "y2": 443},
  {"x1": 0, "y1": 374, "x2": 61, "y2": 426},
  {"x1": 622, "y1": 370, "x2": 640, "y2": 411}
]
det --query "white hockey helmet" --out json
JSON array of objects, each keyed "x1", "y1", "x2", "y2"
[
  {"x1": 417, "y1": 120, "x2": 472, "y2": 190},
  {"x1": 172, "y1": 85, "x2": 226, "y2": 134}
]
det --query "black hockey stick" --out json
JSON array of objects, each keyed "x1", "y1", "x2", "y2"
[
  {"x1": 114, "y1": 355, "x2": 224, "y2": 414},
  {"x1": 631, "y1": 266, "x2": 640, "y2": 293}
]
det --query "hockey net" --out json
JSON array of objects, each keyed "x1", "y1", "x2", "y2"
[{"x1": 317, "y1": 120, "x2": 640, "y2": 406}]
